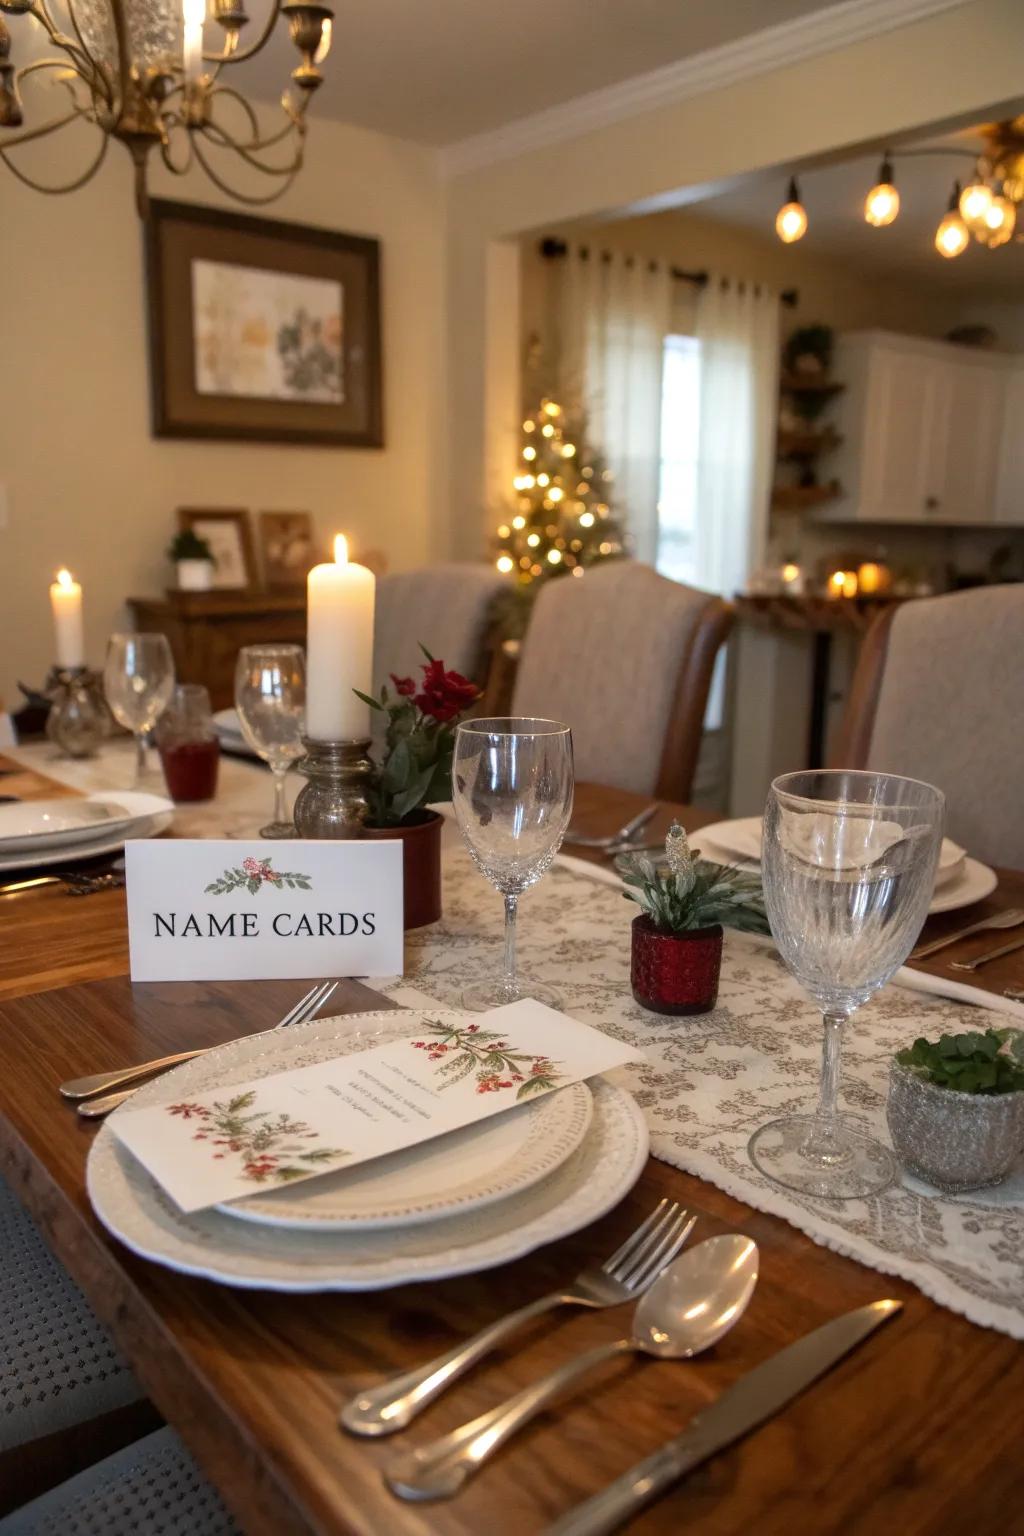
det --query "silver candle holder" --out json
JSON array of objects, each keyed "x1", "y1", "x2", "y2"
[
  {"x1": 292, "y1": 737, "x2": 374, "y2": 839},
  {"x1": 44, "y1": 665, "x2": 109, "y2": 759}
]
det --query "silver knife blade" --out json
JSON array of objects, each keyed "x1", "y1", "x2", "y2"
[{"x1": 547, "y1": 1298, "x2": 902, "y2": 1536}]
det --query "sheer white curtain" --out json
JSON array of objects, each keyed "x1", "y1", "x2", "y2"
[
  {"x1": 558, "y1": 249, "x2": 671, "y2": 563},
  {"x1": 692, "y1": 277, "x2": 780, "y2": 597}
]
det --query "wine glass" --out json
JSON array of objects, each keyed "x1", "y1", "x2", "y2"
[
  {"x1": 749, "y1": 769, "x2": 944, "y2": 1200},
  {"x1": 234, "y1": 644, "x2": 306, "y2": 839},
  {"x1": 103, "y1": 633, "x2": 175, "y2": 784},
  {"x1": 452, "y1": 717, "x2": 573, "y2": 1011}
]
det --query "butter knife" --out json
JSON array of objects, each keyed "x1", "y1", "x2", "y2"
[{"x1": 546, "y1": 1298, "x2": 901, "y2": 1536}]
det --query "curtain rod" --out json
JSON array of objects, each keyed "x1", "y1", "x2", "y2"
[{"x1": 539, "y1": 237, "x2": 798, "y2": 309}]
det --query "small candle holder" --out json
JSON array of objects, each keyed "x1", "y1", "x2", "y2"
[
  {"x1": 44, "y1": 666, "x2": 109, "y2": 759},
  {"x1": 292, "y1": 737, "x2": 374, "y2": 839}
]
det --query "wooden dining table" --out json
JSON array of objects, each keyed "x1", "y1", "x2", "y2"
[{"x1": 0, "y1": 758, "x2": 1022, "y2": 1536}]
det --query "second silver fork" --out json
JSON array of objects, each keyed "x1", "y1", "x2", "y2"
[{"x1": 340, "y1": 1198, "x2": 696, "y2": 1437}]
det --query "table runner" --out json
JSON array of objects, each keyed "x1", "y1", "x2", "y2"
[{"x1": 376, "y1": 846, "x2": 1024, "y2": 1340}]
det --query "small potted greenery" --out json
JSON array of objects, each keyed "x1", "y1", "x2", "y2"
[
  {"x1": 168, "y1": 529, "x2": 215, "y2": 591},
  {"x1": 355, "y1": 649, "x2": 479, "y2": 929},
  {"x1": 887, "y1": 1030, "x2": 1024, "y2": 1192},
  {"x1": 617, "y1": 824, "x2": 769, "y2": 1015}
]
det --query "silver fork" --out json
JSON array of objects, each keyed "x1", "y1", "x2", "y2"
[
  {"x1": 340, "y1": 1199, "x2": 696, "y2": 1437},
  {"x1": 70, "y1": 981, "x2": 338, "y2": 1119}
]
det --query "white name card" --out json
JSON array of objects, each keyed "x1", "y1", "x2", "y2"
[{"x1": 125, "y1": 839, "x2": 403, "y2": 982}]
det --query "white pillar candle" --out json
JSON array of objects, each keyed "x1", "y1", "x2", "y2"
[
  {"x1": 305, "y1": 535, "x2": 375, "y2": 740},
  {"x1": 49, "y1": 568, "x2": 84, "y2": 669}
]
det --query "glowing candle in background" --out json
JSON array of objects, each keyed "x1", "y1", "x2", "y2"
[
  {"x1": 49, "y1": 568, "x2": 84, "y2": 668},
  {"x1": 305, "y1": 535, "x2": 375, "y2": 740},
  {"x1": 182, "y1": 0, "x2": 206, "y2": 83}
]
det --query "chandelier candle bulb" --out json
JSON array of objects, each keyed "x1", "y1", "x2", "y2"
[
  {"x1": 49, "y1": 569, "x2": 84, "y2": 670},
  {"x1": 182, "y1": 0, "x2": 206, "y2": 82},
  {"x1": 305, "y1": 535, "x2": 375, "y2": 741}
]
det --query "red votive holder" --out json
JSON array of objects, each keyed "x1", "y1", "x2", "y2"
[{"x1": 630, "y1": 915, "x2": 723, "y2": 1016}]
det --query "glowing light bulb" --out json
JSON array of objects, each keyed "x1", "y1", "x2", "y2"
[
  {"x1": 496, "y1": 554, "x2": 514, "y2": 574},
  {"x1": 959, "y1": 179, "x2": 993, "y2": 230},
  {"x1": 182, "y1": 0, "x2": 205, "y2": 81},
  {"x1": 536, "y1": 472, "x2": 550, "y2": 487},
  {"x1": 547, "y1": 548, "x2": 562, "y2": 564},
  {"x1": 512, "y1": 515, "x2": 526, "y2": 530},
  {"x1": 983, "y1": 192, "x2": 1016, "y2": 247},
  {"x1": 865, "y1": 159, "x2": 899, "y2": 226},
  {"x1": 935, "y1": 210, "x2": 969, "y2": 258},
  {"x1": 527, "y1": 533, "x2": 540, "y2": 547},
  {"x1": 561, "y1": 443, "x2": 576, "y2": 457},
  {"x1": 571, "y1": 565, "x2": 584, "y2": 578},
  {"x1": 522, "y1": 445, "x2": 536, "y2": 461},
  {"x1": 497, "y1": 524, "x2": 511, "y2": 538},
  {"x1": 543, "y1": 401, "x2": 560, "y2": 417},
  {"x1": 579, "y1": 511, "x2": 595, "y2": 528},
  {"x1": 775, "y1": 177, "x2": 807, "y2": 243},
  {"x1": 522, "y1": 419, "x2": 536, "y2": 432},
  {"x1": 541, "y1": 423, "x2": 555, "y2": 438},
  {"x1": 549, "y1": 486, "x2": 564, "y2": 502},
  {"x1": 521, "y1": 475, "x2": 535, "y2": 489}
]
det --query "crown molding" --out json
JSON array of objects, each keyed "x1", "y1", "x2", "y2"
[{"x1": 440, "y1": 0, "x2": 972, "y2": 178}]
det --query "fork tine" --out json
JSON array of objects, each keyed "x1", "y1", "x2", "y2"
[
  {"x1": 275, "y1": 984, "x2": 320, "y2": 1030},
  {"x1": 601, "y1": 1199, "x2": 670, "y2": 1277},
  {"x1": 606, "y1": 1201, "x2": 678, "y2": 1283},
  {"x1": 619, "y1": 1206, "x2": 693, "y2": 1291},
  {"x1": 625, "y1": 1212, "x2": 697, "y2": 1292},
  {"x1": 288, "y1": 980, "x2": 337, "y2": 1028}
]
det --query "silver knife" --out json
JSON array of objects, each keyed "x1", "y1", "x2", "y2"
[{"x1": 546, "y1": 1298, "x2": 901, "y2": 1536}]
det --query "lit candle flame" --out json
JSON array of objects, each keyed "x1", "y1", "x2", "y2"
[
  {"x1": 55, "y1": 568, "x2": 74, "y2": 588},
  {"x1": 333, "y1": 534, "x2": 348, "y2": 565}
]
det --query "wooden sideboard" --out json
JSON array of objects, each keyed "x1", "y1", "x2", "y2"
[{"x1": 128, "y1": 592, "x2": 305, "y2": 709}]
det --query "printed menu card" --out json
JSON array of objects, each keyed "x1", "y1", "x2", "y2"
[{"x1": 110, "y1": 1000, "x2": 640, "y2": 1212}]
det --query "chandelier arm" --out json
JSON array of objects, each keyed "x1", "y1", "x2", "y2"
[
  {"x1": 200, "y1": 117, "x2": 301, "y2": 175},
  {"x1": 192, "y1": 128, "x2": 302, "y2": 204},
  {"x1": 206, "y1": 84, "x2": 302, "y2": 152},
  {"x1": 160, "y1": 127, "x2": 194, "y2": 175},
  {"x1": 0, "y1": 125, "x2": 107, "y2": 191},
  {"x1": 0, "y1": 103, "x2": 85, "y2": 148},
  {"x1": 202, "y1": 0, "x2": 282, "y2": 67},
  {"x1": 63, "y1": 0, "x2": 114, "y2": 99},
  {"x1": 24, "y1": 2, "x2": 100, "y2": 89}
]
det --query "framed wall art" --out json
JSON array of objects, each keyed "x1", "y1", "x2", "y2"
[
  {"x1": 177, "y1": 508, "x2": 256, "y2": 591},
  {"x1": 258, "y1": 510, "x2": 319, "y2": 589},
  {"x1": 146, "y1": 200, "x2": 383, "y2": 447}
]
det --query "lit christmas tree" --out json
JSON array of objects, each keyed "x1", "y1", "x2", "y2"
[{"x1": 491, "y1": 398, "x2": 627, "y2": 634}]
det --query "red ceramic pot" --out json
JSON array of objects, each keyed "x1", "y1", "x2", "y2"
[
  {"x1": 630, "y1": 914, "x2": 723, "y2": 1016},
  {"x1": 361, "y1": 809, "x2": 442, "y2": 930}
]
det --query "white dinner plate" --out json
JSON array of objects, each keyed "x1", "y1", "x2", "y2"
[
  {"x1": 213, "y1": 708, "x2": 260, "y2": 759},
  {"x1": 0, "y1": 791, "x2": 174, "y2": 872},
  {"x1": 0, "y1": 796, "x2": 143, "y2": 853},
  {"x1": 219, "y1": 1017, "x2": 593, "y2": 1231},
  {"x1": 697, "y1": 819, "x2": 984, "y2": 914},
  {"x1": 87, "y1": 1012, "x2": 647, "y2": 1292}
]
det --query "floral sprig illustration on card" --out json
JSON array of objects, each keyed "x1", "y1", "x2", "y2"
[
  {"x1": 167, "y1": 1092, "x2": 345, "y2": 1184},
  {"x1": 205, "y1": 857, "x2": 312, "y2": 896},
  {"x1": 410, "y1": 1019, "x2": 564, "y2": 1101}
]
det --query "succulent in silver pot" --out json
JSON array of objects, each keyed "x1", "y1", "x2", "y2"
[{"x1": 887, "y1": 1029, "x2": 1024, "y2": 1193}]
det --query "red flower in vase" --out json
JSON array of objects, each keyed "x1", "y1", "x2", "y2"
[
  {"x1": 414, "y1": 659, "x2": 479, "y2": 724},
  {"x1": 390, "y1": 673, "x2": 416, "y2": 697}
]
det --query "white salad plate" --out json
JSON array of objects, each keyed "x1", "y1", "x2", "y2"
[
  {"x1": 87, "y1": 1011, "x2": 647, "y2": 1292},
  {"x1": 0, "y1": 790, "x2": 174, "y2": 872},
  {"x1": 697, "y1": 818, "x2": 988, "y2": 915},
  {"x1": 0, "y1": 795, "x2": 139, "y2": 853}
]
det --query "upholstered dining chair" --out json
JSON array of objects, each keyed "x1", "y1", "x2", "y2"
[
  {"x1": 372, "y1": 564, "x2": 505, "y2": 700},
  {"x1": 831, "y1": 584, "x2": 1024, "y2": 869},
  {"x1": 0, "y1": 1177, "x2": 154, "y2": 1515},
  {"x1": 0, "y1": 1426, "x2": 238, "y2": 1534},
  {"x1": 510, "y1": 562, "x2": 734, "y2": 802}
]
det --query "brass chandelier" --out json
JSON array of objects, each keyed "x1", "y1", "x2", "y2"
[{"x1": 0, "y1": 0, "x2": 333, "y2": 213}]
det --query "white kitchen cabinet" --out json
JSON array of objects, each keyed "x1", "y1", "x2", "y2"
[
  {"x1": 826, "y1": 331, "x2": 1015, "y2": 525},
  {"x1": 995, "y1": 361, "x2": 1024, "y2": 525}
]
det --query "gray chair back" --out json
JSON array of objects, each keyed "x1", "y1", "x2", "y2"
[
  {"x1": 838, "y1": 585, "x2": 1024, "y2": 868},
  {"x1": 511, "y1": 562, "x2": 733, "y2": 801}
]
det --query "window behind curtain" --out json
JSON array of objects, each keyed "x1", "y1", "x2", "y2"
[{"x1": 655, "y1": 333, "x2": 701, "y2": 585}]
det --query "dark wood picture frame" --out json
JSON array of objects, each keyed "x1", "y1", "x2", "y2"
[
  {"x1": 177, "y1": 508, "x2": 257, "y2": 591},
  {"x1": 145, "y1": 199, "x2": 383, "y2": 448},
  {"x1": 257, "y1": 510, "x2": 319, "y2": 590}
]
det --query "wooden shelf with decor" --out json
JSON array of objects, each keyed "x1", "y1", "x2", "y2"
[
  {"x1": 777, "y1": 428, "x2": 843, "y2": 459},
  {"x1": 779, "y1": 374, "x2": 846, "y2": 398},
  {"x1": 771, "y1": 480, "x2": 841, "y2": 512},
  {"x1": 128, "y1": 591, "x2": 306, "y2": 710}
]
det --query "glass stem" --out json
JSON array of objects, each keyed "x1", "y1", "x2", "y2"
[
  {"x1": 503, "y1": 893, "x2": 519, "y2": 998},
  {"x1": 273, "y1": 770, "x2": 288, "y2": 827},
  {"x1": 134, "y1": 731, "x2": 146, "y2": 783},
  {"x1": 806, "y1": 1011, "x2": 846, "y2": 1162}
]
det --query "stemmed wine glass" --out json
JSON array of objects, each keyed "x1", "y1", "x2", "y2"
[
  {"x1": 749, "y1": 769, "x2": 944, "y2": 1199},
  {"x1": 103, "y1": 633, "x2": 175, "y2": 784},
  {"x1": 234, "y1": 644, "x2": 306, "y2": 839},
  {"x1": 452, "y1": 717, "x2": 574, "y2": 1011}
]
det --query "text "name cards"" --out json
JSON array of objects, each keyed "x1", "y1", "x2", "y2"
[{"x1": 126, "y1": 839, "x2": 403, "y2": 982}]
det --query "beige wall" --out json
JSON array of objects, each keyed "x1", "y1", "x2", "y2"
[
  {"x1": 0, "y1": 114, "x2": 445, "y2": 707},
  {"x1": 444, "y1": 0, "x2": 1024, "y2": 555}
]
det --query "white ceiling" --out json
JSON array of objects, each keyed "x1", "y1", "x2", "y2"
[
  {"x1": 694, "y1": 126, "x2": 1024, "y2": 297},
  {"x1": 241, "y1": 0, "x2": 841, "y2": 145}
]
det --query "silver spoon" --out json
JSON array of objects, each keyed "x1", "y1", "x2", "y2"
[{"x1": 386, "y1": 1233, "x2": 759, "y2": 1502}]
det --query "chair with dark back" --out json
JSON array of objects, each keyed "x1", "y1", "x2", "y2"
[
  {"x1": 831, "y1": 584, "x2": 1024, "y2": 869},
  {"x1": 510, "y1": 562, "x2": 733, "y2": 803}
]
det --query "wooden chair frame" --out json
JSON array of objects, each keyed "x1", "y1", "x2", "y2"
[{"x1": 829, "y1": 604, "x2": 901, "y2": 768}]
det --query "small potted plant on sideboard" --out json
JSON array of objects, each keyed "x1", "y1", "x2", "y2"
[
  {"x1": 168, "y1": 529, "x2": 215, "y2": 591},
  {"x1": 618, "y1": 825, "x2": 770, "y2": 1015},
  {"x1": 356, "y1": 650, "x2": 479, "y2": 929},
  {"x1": 887, "y1": 1029, "x2": 1024, "y2": 1192}
]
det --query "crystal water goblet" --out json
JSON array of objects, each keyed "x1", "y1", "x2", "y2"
[
  {"x1": 234, "y1": 644, "x2": 306, "y2": 839},
  {"x1": 452, "y1": 717, "x2": 574, "y2": 1011},
  {"x1": 748, "y1": 768, "x2": 944, "y2": 1199},
  {"x1": 103, "y1": 632, "x2": 175, "y2": 784}
]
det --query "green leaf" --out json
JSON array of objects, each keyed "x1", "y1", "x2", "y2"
[
  {"x1": 353, "y1": 688, "x2": 385, "y2": 711},
  {"x1": 391, "y1": 762, "x2": 436, "y2": 822}
]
